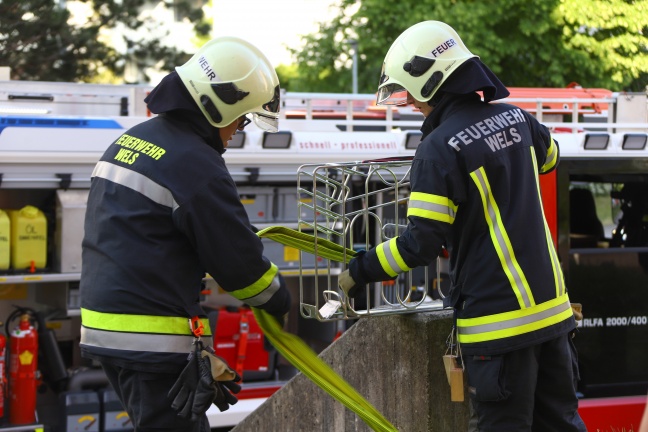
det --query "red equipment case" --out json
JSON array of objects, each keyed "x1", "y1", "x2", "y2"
[{"x1": 206, "y1": 306, "x2": 276, "y2": 382}]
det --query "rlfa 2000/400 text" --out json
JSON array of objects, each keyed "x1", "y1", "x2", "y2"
[{"x1": 580, "y1": 316, "x2": 648, "y2": 327}]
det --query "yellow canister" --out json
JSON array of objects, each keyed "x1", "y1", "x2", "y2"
[
  {"x1": 9, "y1": 205, "x2": 47, "y2": 271},
  {"x1": 0, "y1": 209, "x2": 9, "y2": 270}
]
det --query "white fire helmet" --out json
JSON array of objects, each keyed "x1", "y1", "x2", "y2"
[
  {"x1": 176, "y1": 36, "x2": 280, "y2": 132},
  {"x1": 376, "y1": 21, "x2": 477, "y2": 106}
]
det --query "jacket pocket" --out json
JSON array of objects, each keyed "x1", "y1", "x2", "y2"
[
  {"x1": 568, "y1": 332, "x2": 581, "y2": 389},
  {"x1": 465, "y1": 354, "x2": 511, "y2": 402}
]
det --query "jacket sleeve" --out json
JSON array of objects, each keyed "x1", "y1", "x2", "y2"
[
  {"x1": 173, "y1": 172, "x2": 290, "y2": 316},
  {"x1": 350, "y1": 157, "x2": 460, "y2": 284},
  {"x1": 525, "y1": 111, "x2": 559, "y2": 174}
]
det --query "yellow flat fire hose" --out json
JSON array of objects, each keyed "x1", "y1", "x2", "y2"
[
  {"x1": 256, "y1": 226, "x2": 358, "y2": 264},
  {"x1": 254, "y1": 226, "x2": 398, "y2": 431},
  {"x1": 253, "y1": 308, "x2": 398, "y2": 432}
]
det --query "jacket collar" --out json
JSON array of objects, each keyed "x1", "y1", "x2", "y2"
[
  {"x1": 145, "y1": 71, "x2": 226, "y2": 154},
  {"x1": 420, "y1": 92, "x2": 482, "y2": 137}
]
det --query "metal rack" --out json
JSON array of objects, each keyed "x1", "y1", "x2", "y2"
[{"x1": 297, "y1": 157, "x2": 446, "y2": 321}]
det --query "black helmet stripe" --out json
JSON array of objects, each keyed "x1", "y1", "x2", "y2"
[
  {"x1": 211, "y1": 83, "x2": 249, "y2": 105},
  {"x1": 403, "y1": 55, "x2": 436, "y2": 78},
  {"x1": 200, "y1": 95, "x2": 222, "y2": 123},
  {"x1": 421, "y1": 71, "x2": 444, "y2": 98}
]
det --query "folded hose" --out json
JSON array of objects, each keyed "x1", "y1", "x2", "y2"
[{"x1": 256, "y1": 226, "x2": 357, "y2": 264}]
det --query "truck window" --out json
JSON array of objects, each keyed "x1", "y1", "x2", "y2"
[{"x1": 566, "y1": 176, "x2": 648, "y2": 398}]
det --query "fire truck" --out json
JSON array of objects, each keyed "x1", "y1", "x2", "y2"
[{"x1": 0, "y1": 78, "x2": 646, "y2": 431}]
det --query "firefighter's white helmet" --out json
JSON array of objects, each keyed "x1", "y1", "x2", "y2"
[
  {"x1": 376, "y1": 21, "x2": 477, "y2": 106},
  {"x1": 176, "y1": 36, "x2": 280, "y2": 131}
]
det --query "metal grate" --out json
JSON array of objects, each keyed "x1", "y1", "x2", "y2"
[{"x1": 297, "y1": 157, "x2": 447, "y2": 321}]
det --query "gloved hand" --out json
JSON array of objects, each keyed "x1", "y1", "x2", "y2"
[
  {"x1": 168, "y1": 342, "x2": 242, "y2": 420},
  {"x1": 339, "y1": 269, "x2": 360, "y2": 298},
  {"x1": 571, "y1": 303, "x2": 583, "y2": 321},
  {"x1": 339, "y1": 252, "x2": 367, "y2": 299}
]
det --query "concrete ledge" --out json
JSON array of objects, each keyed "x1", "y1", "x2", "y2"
[{"x1": 233, "y1": 310, "x2": 469, "y2": 432}]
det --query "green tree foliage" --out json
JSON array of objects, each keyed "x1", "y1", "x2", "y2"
[
  {"x1": 286, "y1": 0, "x2": 648, "y2": 93},
  {"x1": 0, "y1": 0, "x2": 210, "y2": 83},
  {"x1": 0, "y1": 0, "x2": 108, "y2": 81}
]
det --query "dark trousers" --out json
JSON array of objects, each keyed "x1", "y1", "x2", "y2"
[
  {"x1": 101, "y1": 362, "x2": 211, "y2": 432},
  {"x1": 464, "y1": 333, "x2": 588, "y2": 432}
]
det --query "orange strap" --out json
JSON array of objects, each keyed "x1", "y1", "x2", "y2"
[
  {"x1": 189, "y1": 316, "x2": 204, "y2": 338},
  {"x1": 236, "y1": 311, "x2": 249, "y2": 379}
]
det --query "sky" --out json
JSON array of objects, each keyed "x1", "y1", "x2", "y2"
[{"x1": 210, "y1": 0, "x2": 340, "y2": 67}]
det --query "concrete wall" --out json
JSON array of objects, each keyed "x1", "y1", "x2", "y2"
[{"x1": 233, "y1": 310, "x2": 470, "y2": 432}]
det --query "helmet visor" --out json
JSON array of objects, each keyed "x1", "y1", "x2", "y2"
[
  {"x1": 376, "y1": 83, "x2": 408, "y2": 106},
  {"x1": 253, "y1": 112, "x2": 279, "y2": 132},
  {"x1": 262, "y1": 85, "x2": 281, "y2": 113}
]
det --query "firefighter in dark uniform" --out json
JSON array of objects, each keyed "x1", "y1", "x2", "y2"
[
  {"x1": 79, "y1": 37, "x2": 290, "y2": 432},
  {"x1": 339, "y1": 21, "x2": 587, "y2": 431}
]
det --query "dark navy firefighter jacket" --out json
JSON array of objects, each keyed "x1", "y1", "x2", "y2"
[
  {"x1": 80, "y1": 108, "x2": 289, "y2": 372},
  {"x1": 350, "y1": 92, "x2": 575, "y2": 356}
]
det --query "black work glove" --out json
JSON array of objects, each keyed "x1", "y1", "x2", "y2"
[
  {"x1": 168, "y1": 341, "x2": 242, "y2": 420},
  {"x1": 200, "y1": 346, "x2": 241, "y2": 412}
]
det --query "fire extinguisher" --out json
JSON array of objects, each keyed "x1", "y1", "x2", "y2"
[{"x1": 6, "y1": 310, "x2": 38, "y2": 425}]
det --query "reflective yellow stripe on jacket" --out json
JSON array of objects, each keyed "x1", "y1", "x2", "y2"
[
  {"x1": 81, "y1": 308, "x2": 212, "y2": 354},
  {"x1": 228, "y1": 263, "x2": 280, "y2": 306},
  {"x1": 471, "y1": 167, "x2": 534, "y2": 309},
  {"x1": 457, "y1": 293, "x2": 573, "y2": 343},
  {"x1": 407, "y1": 191, "x2": 458, "y2": 224},
  {"x1": 82, "y1": 308, "x2": 211, "y2": 334},
  {"x1": 530, "y1": 147, "x2": 566, "y2": 297},
  {"x1": 376, "y1": 191, "x2": 458, "y2": 277},
  {"x1": 540, "y1": 138, "x2": 558, "y2": 173},
  {"x1": 461, "y1": 162, "x2": 569, "y2": 345},
  {"x1": 93, "y1": 161, "x2": 179, "y2": 210},
  {"x1": 376, "y1": 238, "x2": 412, "y2": 277}
]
